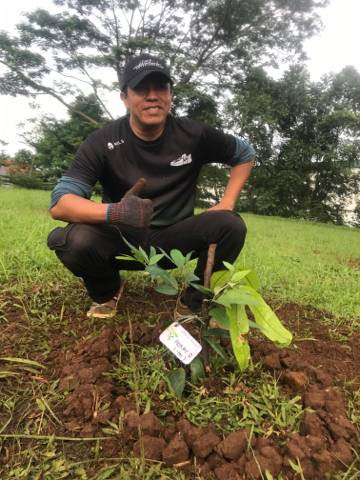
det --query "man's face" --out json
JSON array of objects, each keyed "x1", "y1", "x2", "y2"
[{"x1": 121, "y1": 73, "x2": 172, "y2": 132}]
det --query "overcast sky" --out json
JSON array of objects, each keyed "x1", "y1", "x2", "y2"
[{"x1": 1, "y1": 0, "x2": 360, "y2": 155}]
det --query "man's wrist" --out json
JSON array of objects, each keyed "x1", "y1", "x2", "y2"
[{"x1": 219, "y1": 198, "x2": 235, "y2": 210}]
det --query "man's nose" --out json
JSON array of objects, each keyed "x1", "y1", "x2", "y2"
[{"x1": 144, "y1": 85, "x2": 160, "y2": 98}]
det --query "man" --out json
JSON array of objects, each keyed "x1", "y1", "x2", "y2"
[{"x1": 48, "y1": 54, "x2": 255, "y2": 318}]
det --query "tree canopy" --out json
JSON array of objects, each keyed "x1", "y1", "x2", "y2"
[
  {"x1": 226, "y1": 65, "x2": 360, "y2": 223},
  {"x1": 27, "y1": 94, "x2": 106, "y2": 179},
  {"x1": 0, "y1": 0, "x2": 328, "y2": 121}
]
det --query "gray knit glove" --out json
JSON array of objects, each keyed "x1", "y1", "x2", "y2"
[{"x1": 106, "y1": 178, "x2": 153, "y2": 228}]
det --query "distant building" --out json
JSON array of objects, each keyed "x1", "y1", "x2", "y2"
[{"x1": 344, "y1": 167, "x2": 360, "y2": 225}]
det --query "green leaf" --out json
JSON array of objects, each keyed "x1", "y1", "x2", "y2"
[
  {"x1": 204, "y1": 328, "x2": 230, "y2": 338},
  {"x1": 167, "y1": 368, "x2": 186, "y2": 398},
  {"x1": 229, "y1": 319, "x2": 250, "y2": 372},
  {"x1": 0, "y1": 371, "x2": 20, "y2": 378},
  {"x1": 115, "y1": 255, "x2": 138, "y2": 261},
  {"x1": 36, "y1": 398, "x2": 46, "y2": 412},
  {"x1": 0, "y1": 357, "x2": 45, "y2": 369},
  {"x1": 209, "y1": 306, "x2": 230, "y2": 329},
  {"x1": 121, "y1": 235, "x2": 138, "y2": 255},
  {"x1": 248, "y1": 320, "x2": 261, "y2": 330},
  {"x1": 184, "y1": 251, "x2": 194, "y2": 263},
  {"x1": 184, "y1": 272, "x2": 199, "y2": 284},
  {"x1": 166, "y1": 273, "x2": 179, "y2": 289},
  {"x1": 95, "y1": 467, "x2": 117, "y2": 480},
  {"x1": 145, "y1": 264, "x2": 167, "y2": 279},
  {"x1": 231, "y1": 270, "x2": 252, "y2": 283},
  {"x1": 226, "y1": 304, "x2": 249, "y2": 334},
  {"x1": 159, "y1": 248, "x2": 172, "y2": 262},
  {"x1": 155, "y1": 283, "x2": 178, "y2": 295},
  {"x1": 120, "y1": 235, "x2": 149, "y2": 264},
  {"x1": 264, "y1": 470, "x2": 274, "y2": 480},
  {"x1": 244, "y1": 270, "x2": 260, "y2": 291},
  {"x1": 210, "y1": 269, "x2": 232, "y2": 291},
  {"x1": 190, "y1": 357, "x2": 205, "y2": 384},
  {"x1": 215, "y1": 285, "x2": 260, "y2": 307},
  {"x1": 205, "y1": 337, "x2": 228, "y2": 360},
  {"x1": 148, "y1": 253, "x2": 165, "y2": 265},
  {"x1": 146, "y1": 266, "x2": 178, "y2": 292},
  {"x1": 190, "y1": 283, "x2": 211, "y2": 295},
  {"x1": 170, "y1": 249, "x2": 186, "y2": 268},
  {"x1": 138, "y1": 246, "x2": 149, "y2": 263},
  {"x1": 223, "y1": 261, "x2": 235, "y2": 271},
  {"x1": 248, "y1": 291, "x2": 293, "y2": 346}
]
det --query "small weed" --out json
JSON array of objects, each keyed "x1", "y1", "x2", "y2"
[
  {"x1": 109, "y1": 341, "x2": 170, "y2": 411},
  {"x1": 184, "y1": 379, "x2": 303, "y2": 435}
]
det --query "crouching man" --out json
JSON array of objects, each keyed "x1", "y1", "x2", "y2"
[{"x1": 48, "y1": 54, "x2": 255, "y2": 318}]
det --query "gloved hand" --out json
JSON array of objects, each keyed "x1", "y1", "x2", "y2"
[{"x1": 106, "y1": 178, "x2": 153, "y2": 228}]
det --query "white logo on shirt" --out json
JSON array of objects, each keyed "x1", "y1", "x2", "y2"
[
  {"x1": 170, "y1": 154, "x2": 192, "y2": 167},
  {"x1": 107, "y1": 139, "x2": 125, "y2": 150}
]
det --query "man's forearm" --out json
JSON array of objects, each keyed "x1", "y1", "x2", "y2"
[
  {"x1": 218, "y1": 161, "x2": 253, "y2": 209},
  {"x1": 50, "y1": 194, "x2": 107, "y2": 223}
]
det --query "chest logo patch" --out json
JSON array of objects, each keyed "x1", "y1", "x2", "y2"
[
  {"x1": 107, "y1": 139, "x2": 125, "y2": 150},
  {"x1": 170, "y1": 154, "x2": 192, "y2": 167}
]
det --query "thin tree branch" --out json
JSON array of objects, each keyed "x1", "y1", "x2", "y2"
[{"x1": 0, "y1": 59, "x2": 101, "y2": 126}]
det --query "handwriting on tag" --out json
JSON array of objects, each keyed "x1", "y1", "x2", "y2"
[{"x1": 159, "y1": 322, "x2": 202, "y2": 365}]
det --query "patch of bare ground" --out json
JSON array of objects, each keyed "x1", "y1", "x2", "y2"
[
  {"x1": 0, "y1": 288, "x2": 359, "y2": 479},
  {"x1": 345, "y1": 257, "x2": 360, "y2": 270}
]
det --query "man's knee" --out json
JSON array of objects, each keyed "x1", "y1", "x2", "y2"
[
  {"x1": 203, "y1": 211, "x2": 247, "y2": 244},
  {"x1": 48, "y1": 224, "x2": 99, "y2": 270}
]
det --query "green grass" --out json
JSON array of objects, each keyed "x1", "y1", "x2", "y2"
[
  {"x1": 241, "y1": 213, "x2": 360, "y2": 319},
  {"x1": 1, "y1": 187, "x2": 359, "y2": 319}
]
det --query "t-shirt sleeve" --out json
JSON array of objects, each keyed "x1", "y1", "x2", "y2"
[
  {"x1": 49, "y1": 175, "x2": 93, "y2": 208},
  {"x1": 199, "y1": 124, "x2": 255, "y2": 166},
  {"x1": 64, "y1": 131, "x2": 105, "y2": 186},
  {"x1": 229, "y1": 136, "x2": 256, "y2": 166}
]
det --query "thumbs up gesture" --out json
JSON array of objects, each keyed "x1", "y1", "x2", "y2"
[{"x1": 107, "y1": 178, "x2": 153, "y2": 228}]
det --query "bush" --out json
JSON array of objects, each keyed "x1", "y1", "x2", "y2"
[{"x1": 8, "y1": 172, "x2": 54, "y2": 190}]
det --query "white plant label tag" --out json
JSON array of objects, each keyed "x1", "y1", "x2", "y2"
[{"x1": 159, "y1": 322, "x2": 202, "y2": 365}]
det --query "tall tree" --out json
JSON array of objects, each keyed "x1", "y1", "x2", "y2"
[
  {"x1": 227, "y1": 65, "x2": 360, "y2": 223},
  {"x1": 0, "y1": 0, "x2": 328, "y2": 123},
  {"x1": 27, "y1": 93, "x2": 106, "y2": 179}
]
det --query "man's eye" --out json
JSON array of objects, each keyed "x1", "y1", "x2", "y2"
[
  {"x1": 134, "y1": 86, "x2": 146, "y2": 94},
  {"x1": 133, "y1": 82, "x2": 170, "y2": 94}
]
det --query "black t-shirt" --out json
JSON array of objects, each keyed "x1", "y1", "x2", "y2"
[{"x1": 65, "y1": 115, "x2": 253, "y2": 226}]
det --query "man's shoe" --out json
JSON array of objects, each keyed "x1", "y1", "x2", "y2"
[
  {"x1": 174, "y1": 299, "x2": 197, "y2": 319},
  {"x1": 181, "y1": 288, "x2": 204, "y2": 313},
  {"x1": 86, "y1": 283, "x2": 125, "y2": 319},
  {"x1": 174, "y1": 288, "x2": 204, "y2": 319}
]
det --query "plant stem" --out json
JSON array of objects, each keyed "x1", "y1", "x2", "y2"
[
  {"x1": 204, "y1": 244, "x2": 217, "y2": 289},
  {"x1": 201, "y1": 243, "x2": 217, "y2": 371}
]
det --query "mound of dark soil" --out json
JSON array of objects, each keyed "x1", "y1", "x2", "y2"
[
  {"x1": 1, "y1": 289, "x2": 359, "y2": 479},
  {"x1": 54, "y1": 314, "x2": 359, "y2": 479}
]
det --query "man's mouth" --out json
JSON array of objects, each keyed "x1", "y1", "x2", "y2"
[{"x1": 143, "y1": 106, "x2": 163, "y2": 112}]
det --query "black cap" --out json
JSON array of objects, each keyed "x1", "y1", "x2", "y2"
[{"x1": 120, "y1": 54, "x2": 172, "y2": 91}]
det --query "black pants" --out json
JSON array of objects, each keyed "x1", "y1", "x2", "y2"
[{"x1": 47, "y1": 211, "x2": 247, "y2": 303}]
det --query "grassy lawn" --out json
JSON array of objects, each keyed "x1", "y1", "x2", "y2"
[
  {"x1": 0, "y1": 187, "x2": 359, "y2": 480},
  {"x1": 1, "y1": 187, "x2": 359, "y2": 319}
]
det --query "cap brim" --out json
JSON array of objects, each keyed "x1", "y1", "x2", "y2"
[{"x1": 127, "y1": 70, "x2": 172, "y2": 89}]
